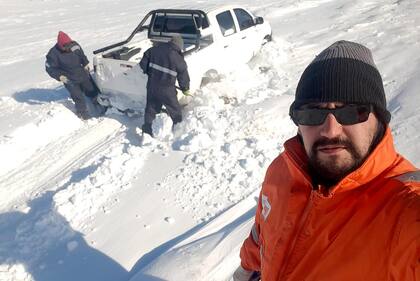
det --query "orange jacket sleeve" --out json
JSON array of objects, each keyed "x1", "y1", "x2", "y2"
[
  {"x1": 239, "y1": 194, "x2": 262, "y2": 271},
  {"x1": 389, "y1": 188, "x2": 420, "y2": 280}
]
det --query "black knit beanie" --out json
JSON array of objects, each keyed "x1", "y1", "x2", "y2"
[{"x1": 290, "y1": 40, "x2": 391, "y2": 124}]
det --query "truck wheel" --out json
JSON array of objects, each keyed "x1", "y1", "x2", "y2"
[{"x1": 200, "y1": 69, "x2": 220, "y2": 87}]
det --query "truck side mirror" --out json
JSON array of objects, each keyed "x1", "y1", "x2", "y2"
[{"x1": 255, "y1": 17, "x2": 264, "y2": 25}]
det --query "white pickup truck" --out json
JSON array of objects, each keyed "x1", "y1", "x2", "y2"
[{"x1": 92, "y1": 5, "x2": 272, "y2": 112}]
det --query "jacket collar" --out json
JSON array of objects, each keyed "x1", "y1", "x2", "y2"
[
  {"x1": 284, "y1": 127, "x2": 403, "y2": 194},
  {"x1": 168, "y1": 42, "x2": 183, "y2": 54},
  {"x1": 55, "y1": 42, "x2": 76, "y2": 53}
]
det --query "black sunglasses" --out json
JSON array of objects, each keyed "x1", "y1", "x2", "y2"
[{"x1": 291, "y1": 104, "x2": 372, "y2": 126}]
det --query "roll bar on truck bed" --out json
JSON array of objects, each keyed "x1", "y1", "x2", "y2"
[{"x1": 93, "y1": 9, "x2": 209, "y2": 55}]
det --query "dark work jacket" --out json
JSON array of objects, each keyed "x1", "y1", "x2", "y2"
[
  {"x1": 139, "y1": 42, "x2": 190, "y2": 93},
  {"x1": 45, "y1": 41, "x2": 90, "y2": 83}
]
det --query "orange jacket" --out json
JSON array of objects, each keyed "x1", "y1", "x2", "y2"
[{"x1": 240, "y1": 128, "x2": 420, "y2": 280}]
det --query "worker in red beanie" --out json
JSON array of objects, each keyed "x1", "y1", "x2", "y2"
[
  {"x1": 57, "y1": 31, "x2": 72, "y2": 50},
  {"x1": 45, "y1": 31, "x2": 103, "y2": 120}
]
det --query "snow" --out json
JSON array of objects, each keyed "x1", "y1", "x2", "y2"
[{"x1": 1, "y1": 0, "x2": 419, "y2": 281}]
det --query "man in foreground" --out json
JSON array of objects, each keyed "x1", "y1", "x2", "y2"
[
  {"x1": 46, "y1": 31, "x2": 101, "y2": 120},
  {"x1": 234, "y1": 40, "x2": 419, "y2": 280},
  {"x1": 139, "y1": 35, "x2": 190, "y2": 137}
]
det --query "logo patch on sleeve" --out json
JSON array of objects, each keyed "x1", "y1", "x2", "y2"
[{"x1": 261, "y1": 195, "x2": 271, "y2": 221}]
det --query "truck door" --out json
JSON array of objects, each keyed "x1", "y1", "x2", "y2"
[
  {"x1": 215, "y1": 10, "x2": 241, "y2": 71},
  {"x1": 233, "y1": 8, "x2": 259, "y2": 63}
]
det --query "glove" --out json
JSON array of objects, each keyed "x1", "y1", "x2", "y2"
[
  {"x1": 232, "y1": 265, "x2": 255, "y2": 281},
  {"x1": 59, "y1": 75, "x2": 69, "y2": 84},
  {"x1": 182, "y1": 89, "x2": 192, "y2": 97}
]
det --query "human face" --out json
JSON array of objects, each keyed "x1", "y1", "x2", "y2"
[{"x1": 297, "y1": 102, "x2": 380, "y2": 185}]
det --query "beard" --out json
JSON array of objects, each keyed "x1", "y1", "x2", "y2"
[
  {"x1": 307, "y1": 123, "x2": 385, "y2": 187},
  {"x1": 308, "y1": 137, "x2": 365, "y2": 187}
]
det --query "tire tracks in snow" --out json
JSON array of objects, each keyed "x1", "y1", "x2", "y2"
[{"x1": 0, "y1": 117, "x2": 123, "y2": 212}]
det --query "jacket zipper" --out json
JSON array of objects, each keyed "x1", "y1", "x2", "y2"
[{"x1": 276, "y1": 190, "x2": 314, "y2": 280}]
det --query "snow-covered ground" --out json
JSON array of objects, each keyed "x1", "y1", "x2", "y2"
[{"x1": 1, "y1": 0, "x2": 419, "y2": 280}]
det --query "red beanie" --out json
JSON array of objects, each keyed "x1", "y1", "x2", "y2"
[{"x1": 57, "y1": 31, "x2": 72, "y2": 49}]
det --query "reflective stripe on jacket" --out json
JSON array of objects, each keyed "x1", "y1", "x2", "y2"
[
  {"x1": 240, "y1": 127, "x2": 420, "y2": 280},
  {"x1": 139, "y1": 42, "x2": 190, "y2": 92}
]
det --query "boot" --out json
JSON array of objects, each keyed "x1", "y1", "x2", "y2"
[
  {"x1": 76, "y1": 110, "x2": 90, "y2": 120},
  {"x1": 141, "y1": 123, "x2": 153, "y2": 137}
]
